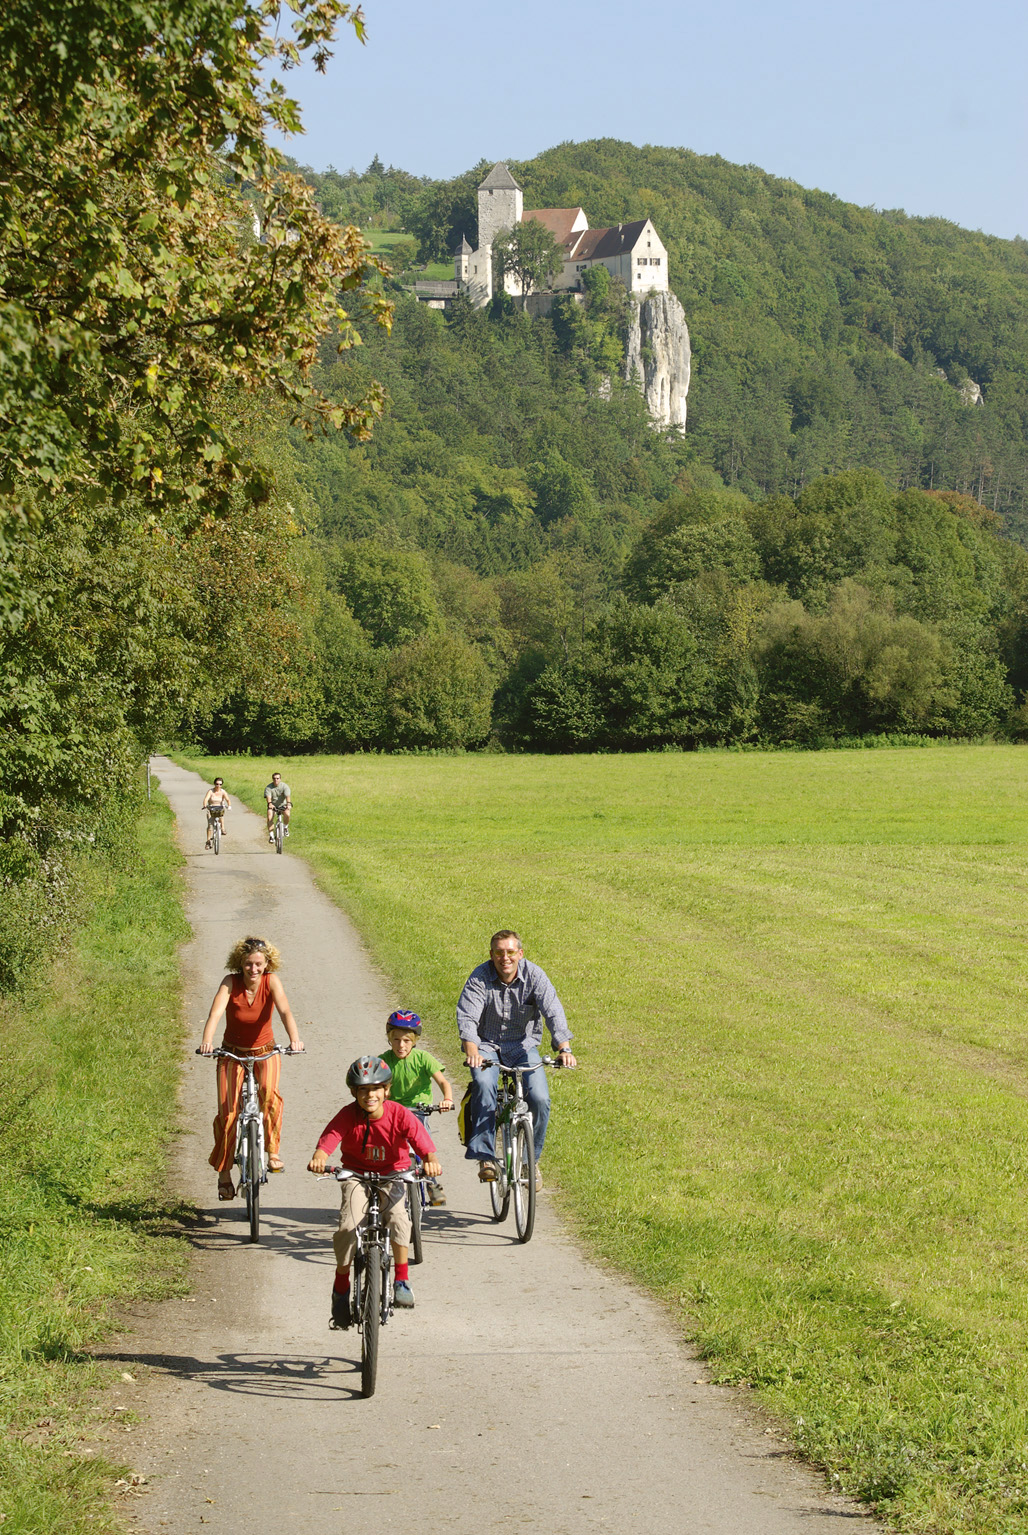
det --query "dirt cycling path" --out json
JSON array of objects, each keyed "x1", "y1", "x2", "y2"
[{"x1": 109, "y1": 757, "x2": 877, "y2": 1535}]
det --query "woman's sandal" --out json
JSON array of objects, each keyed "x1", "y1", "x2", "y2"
[
  {"x1": 218, "y1": 1178, "x2": 235, "y2": 1201},
  {"x1": 269, "y1": 1157, "x2": 284, "y2": 1173}
]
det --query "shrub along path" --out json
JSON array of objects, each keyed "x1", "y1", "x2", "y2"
[{"x1": 111, "y1": 757, "x2": 872, "y2": 1535}]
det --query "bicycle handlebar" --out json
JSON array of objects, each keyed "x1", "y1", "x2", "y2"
[
  {"x1": 317, "y1": 1167, "x2": 418, "y2": 1184},
  {"x1": 195, "y1": 1045, "x2": 306, "y2": 1060},
  {"x1": 463, "y1": 1055, "x2": 570, "y2": 1073}
]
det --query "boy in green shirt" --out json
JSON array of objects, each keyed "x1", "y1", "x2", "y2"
[{"x1": 382, "y1": 1010, "x2": 453, "y2": 1205}]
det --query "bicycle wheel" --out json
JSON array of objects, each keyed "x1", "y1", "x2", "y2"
[
  {"x1": 212, "y1": 818, "x2": 221, "y2": 855},
  {"x1": 245, "y1": 1119, "x2": 261, "y2": 1243},
  {"x1": 408, "y1": 1179, "x2": 424, "y2": 1266},
  {"x1": 489, "y1": 1122, "x2": 511, "y2": 1222},
  {"x1": 274, "y1": 815, "x2": 284, "y2": 854},
  {"x1": 360, "y1": 1246, "x2": 382, "y2": 1398},
  {"x1": 512, "y1": 1117, "x2": 536, "y2": 1243}
]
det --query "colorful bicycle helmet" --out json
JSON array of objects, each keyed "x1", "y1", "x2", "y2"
[
  {"x1": 386, "y1": 1010, "x2": 422, "y2": 1033},
  {"x1": 346, "y1": 1054, "x2": 393, "y2": 1089}
]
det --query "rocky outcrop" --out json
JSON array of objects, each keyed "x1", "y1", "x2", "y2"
[{"x1": 624, "y1": 291, "x2": 691, "y2": 429}]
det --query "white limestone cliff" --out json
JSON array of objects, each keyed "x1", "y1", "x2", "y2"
[{"x1": 624, "y1": 291, "x2": 691, "y2": 429}]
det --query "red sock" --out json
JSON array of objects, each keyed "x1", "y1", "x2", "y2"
[
  {"x1": 394, "y1": 1262, "x2": 409, "y2": 1283},
  {"x1": 333, "y1": 1270, "x2": 350, "y2": 1294}
]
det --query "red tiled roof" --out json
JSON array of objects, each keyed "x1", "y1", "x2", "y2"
[{"x1": 521, "y1": 207, "x2": 587, "y2": 246}]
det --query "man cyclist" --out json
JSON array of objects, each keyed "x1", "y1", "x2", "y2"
[
  {"x1": 264, "y1": 771, "x2": 292, "y2": 844},
  {"x1": 202, "y1": 778, "x2": 231, "y2": 848},
  {"x1": 457, "y1": 929, "x2": 576, "y2": 1192}
]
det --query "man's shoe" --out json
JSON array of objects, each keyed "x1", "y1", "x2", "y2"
[
  {"x1": 427, "y1": 1182, "x2": 447, "y2": 1207},
  {"x1": 268, "y1": 833, "x2": 275, "y2": 844},
  {"x1": 393, "y1": 1281, "x2": 415, "y2": 1308},
  {"x1": 478, "y1": 1160, "x2": 498, "y2": 1182},
  {"x1": 330, "y1": 1289, "x2": 351, "y2": 1329},
  {"x1": 535, "y1": 1169, "x2": 543, "y2": 1193}
]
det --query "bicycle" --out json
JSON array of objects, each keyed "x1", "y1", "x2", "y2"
[
  {"x1": 206, "y1": 802, "x2": 225, "y2": 855},
  {"x1": 270, "y1": 806, "x2": 287, "y2": 855},
  {"x1": 320, "y1": 1166, "x2": 418, "y2": 1399},
  {"x1": 469, "y1": 1057, "x2": 559, "y2": 1244},
  {"x1": 406, "y1": 1104, "x2": 444, "y2": 1267},
  {"x1": 199, "y1": 1045, "x2": 302, "y2": 1242}
]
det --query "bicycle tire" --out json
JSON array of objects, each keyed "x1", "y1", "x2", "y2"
[
  {"x1": 489, "y1": 1122, "x2": 511, "y2": 1222},
  {"x1": 408, "y1": 1179, "x2": 424, "y2": 1266},
  {"x1": 274, "y1": 815, "x2": 284, "y2": 855},
  {"x1": 360, "y1": 1247, "x2": 382, "y2": 1398},
  {"x1": 246, "y1": 1119, "x2": 261, "y2": 1243},
  {"x1": 212, "y1": 818, "x2": 221, "y2": 855},
  {"x1": 512, "y1": 1117, "x2": 536, "y2": 1243}
]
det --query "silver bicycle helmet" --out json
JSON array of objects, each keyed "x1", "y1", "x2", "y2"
[{"x1": 346, "y1": 1054, "x2": 393, "y2": 1089}]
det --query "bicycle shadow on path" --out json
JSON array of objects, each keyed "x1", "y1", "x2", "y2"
[
  {"x1": 183, "y1": 1201, "x2": 529, "y2": 1262},
  {"x1": 94, "y1": 1348, "x2": 365, "y2": 1402}
]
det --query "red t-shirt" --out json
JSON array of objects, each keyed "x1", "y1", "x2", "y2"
[{"x1": 315, "y1": 1099, "x2": 435, "y2": 1173}]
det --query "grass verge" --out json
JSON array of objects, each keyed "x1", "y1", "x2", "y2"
[
  {"x1": 0, "y1": 788, "x2": 191, "y2": 1534},
  {"x1": 178, "y1": 746, "x2": 1028, "y2": 1534}
]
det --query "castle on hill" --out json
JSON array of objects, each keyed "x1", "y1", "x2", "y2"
[
  {"x1": 415, "y1": 162, "x2": 669, "y2": 311},
  {"x1": 412, "y1": 162, "x2": 690, "y2": 433}
]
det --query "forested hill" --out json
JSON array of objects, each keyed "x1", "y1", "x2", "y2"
[{"x1": 297, "y1": 139, "x2": 1028, "y2": 540}]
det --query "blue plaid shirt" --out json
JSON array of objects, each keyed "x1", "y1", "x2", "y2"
[{"x1": 457, "y1": 959, "x2": 571, "y2": 1050}]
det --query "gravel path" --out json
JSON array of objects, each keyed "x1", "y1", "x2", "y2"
[{"x1": 107, "y1": 756, "x2": 877, "y2": 1534}]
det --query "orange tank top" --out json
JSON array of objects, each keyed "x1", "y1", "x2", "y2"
[{"x1": 224, "y1": 973, "x2": 275, "y2": 1050}]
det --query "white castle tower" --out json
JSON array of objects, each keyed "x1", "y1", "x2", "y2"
[{"x1": 464, "y1": 162, "x2": 523, "y2": 306}]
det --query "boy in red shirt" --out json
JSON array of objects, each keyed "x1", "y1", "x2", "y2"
[{"x1": 308, "y1": 1055, "x2": 441, "y2": 1322}]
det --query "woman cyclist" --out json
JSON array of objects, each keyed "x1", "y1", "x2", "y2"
[
  {"x1": 198, "y1": 936, "x2": 305, "y2": 1200},
  {"x1": 202, "y1": 778, "x2": 231, "y2": 849}
]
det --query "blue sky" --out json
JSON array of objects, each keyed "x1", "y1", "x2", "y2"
[{"x1": 272, "y1": 0, "x2": 1027, "y2": 240}]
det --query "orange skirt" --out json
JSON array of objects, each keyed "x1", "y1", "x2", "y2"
[{"x1": 208, "y1": 1048, "x2": 283, "y2": 1174}]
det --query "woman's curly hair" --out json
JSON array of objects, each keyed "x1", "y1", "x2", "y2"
[{"x1": 225, "y1": 936, "x2": 281, "y2": 974}]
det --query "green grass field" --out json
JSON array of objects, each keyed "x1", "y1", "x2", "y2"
[
  {"x1": 179, "y1": 745, "x2": 1028, "y2": 1533},
  {"x1": 0, "y1": 792, "x2": 191, "y2": 1534}
]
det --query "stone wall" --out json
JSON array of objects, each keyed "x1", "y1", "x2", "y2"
[{"x1": 624, "y1": 291, "x2": 691, "y2": 429}]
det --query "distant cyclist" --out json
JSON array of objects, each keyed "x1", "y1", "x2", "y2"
[
  {"x1": 202, "y1": 778, "x2": 231, "y2": 849},
  {"x1": 265, "y1": 771, "x2": 291, "y2": 844}
]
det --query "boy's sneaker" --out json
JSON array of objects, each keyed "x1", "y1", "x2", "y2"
[
  {"x1": 393, "y1": 1280, "x2": 415, "y2": 1308},
  {"x1": 330, "y1": 1290, "x2": 351, "y2": 1329},
  {"x1": 427, "y1": 1181, "x2": 446, "y2": 1207}
]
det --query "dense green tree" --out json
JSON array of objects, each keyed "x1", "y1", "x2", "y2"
[
  {"x1": 524, "y1": 599, "x2": 712, "y2": 751},
  {"x1": 0, "y1": 0, "x2": 389, "y2": 557},
  {"x1": 384, "y1": 632, "x2": 493, "y2": 749},
  {"x1": 754, "y1": 582, "x2": 953, "y2": 740},
  {"x1": 400, "y1": 162, "x2": 490, "y2": 262},
  {"x1": 0, "y1": 0, "x2": 390, "y2": 986},
  {"x1": 327, "y1": 541, "x2": 440, "y2": 648},
  {"x1": 624, "y1": 488, "x2": 760, "y2": 600},
  {"x1": 314, "y1": 593, "x2": 386, "y2": 750},
  {"x1": 493, "y1": 220, "x2": 566, "y2": 303}
]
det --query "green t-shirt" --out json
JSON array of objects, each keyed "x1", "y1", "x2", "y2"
[{"x1": 383, "y1": 1047, "x2": 443, "y2": 1108}]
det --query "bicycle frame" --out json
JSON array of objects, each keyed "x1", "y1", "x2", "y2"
[
  {"x1": 208, "y1": 1045, "x2": 293, "y2": 1242},
  {"x1": 331, "y1": 1169, "x2": 416, "y2": 1317},
  {"x1": 469, "y1": 1057, "x2": 559, "y2": 1243}
]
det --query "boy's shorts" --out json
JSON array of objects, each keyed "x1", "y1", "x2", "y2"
[{"x1": 332, "y1": 1179, "x2": 411, "y2": 1269}]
